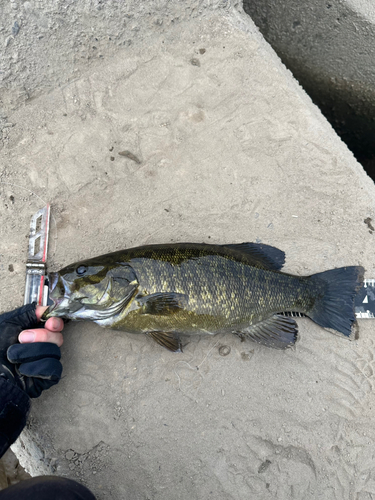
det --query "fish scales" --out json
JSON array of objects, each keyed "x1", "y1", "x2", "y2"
[
  {"x1": 126, "y1": 254, "x2": 310, "y2": 332},
  {"x1": 44, "y1": 242, "x2": 364, "y2": 351}
]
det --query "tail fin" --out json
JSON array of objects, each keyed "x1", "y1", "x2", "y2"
[{"x1": 307, "y1": 266, "x2": 364, "y2": 337}]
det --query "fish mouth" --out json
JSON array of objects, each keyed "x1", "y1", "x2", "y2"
[
  {"x1": 49, "y1": 296, "x2": 64, "y2": 312},
  {"x1": 44, "y1": 272, "x2": 83, "y2": 319},
  {"x1": 44, "y1": 295, "x2": 83, "y2": 319}
]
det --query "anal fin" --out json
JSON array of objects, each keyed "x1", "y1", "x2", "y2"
[
  {"x1": 234, "y1": 315, "x2": 298, "y2": 350},
  {"x1": 148, "y1": 331, "x2": 182, "y2": 352}
]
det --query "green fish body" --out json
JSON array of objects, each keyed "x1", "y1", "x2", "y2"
[{"x1": 45, "y1": 242, "x2": 364, "y2": 351}]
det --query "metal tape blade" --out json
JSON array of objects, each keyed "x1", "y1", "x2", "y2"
[{"x1": 24, "y1": 205, "x2": 50, "y2": 306}]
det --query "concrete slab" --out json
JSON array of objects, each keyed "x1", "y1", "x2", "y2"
[{"x1": 1, "y1": 3, "x2": 375, "y2": 500}]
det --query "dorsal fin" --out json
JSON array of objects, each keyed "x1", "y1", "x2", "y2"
[{"x1": 223, "y1": 243, "x2": 285, "y2": 270}]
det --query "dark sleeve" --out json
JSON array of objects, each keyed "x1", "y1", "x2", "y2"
[{"x1": 0, "y1": 377, "x2": 31, "y2": 458}]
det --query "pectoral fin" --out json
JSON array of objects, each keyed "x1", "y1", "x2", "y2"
[
  {"x1": 234, "y1": 315, "x2": 298, "y2": 350},
  {"x1": 148, "y1": 331, "x2": 182, "y2": 352},
  {"x1": 139, "y1": 293, "x2": 188, "y2": 316}
]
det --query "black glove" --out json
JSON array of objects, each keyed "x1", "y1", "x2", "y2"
[{"x1": 0, "y1": 303, "x2": 62, "y2": 398}]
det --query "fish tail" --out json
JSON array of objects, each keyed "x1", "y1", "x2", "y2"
[{"x1": 307, "y1": 266, "x2": 364, "y2": 336}]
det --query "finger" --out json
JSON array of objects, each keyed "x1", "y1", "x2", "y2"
[
  {"x1": 36, "y1": 306, "x2": 64, "y2": 332},
  {"x1": 35, "y1": 306, "x2": 48, "y2": 322},
  {"x1": 19, "y1": 329, "x2": 64, "y2": 347},
  {"x1": 35, "y1": 307, "x2": 64, "y2": 331},
  {"x1": 45, "y1": 316, "x2": 64, "y2": 332}
]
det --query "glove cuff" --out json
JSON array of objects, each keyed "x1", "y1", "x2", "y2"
[{"x1": 0, "y1": 377, "x2": 30, "y2": 458}]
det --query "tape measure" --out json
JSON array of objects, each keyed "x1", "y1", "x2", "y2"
[
  {"x1": 355, "y1": 279, "x2": 375, "y2": 318},
  {"x1": 24, "y1": 205, "x2": 50, "y2": 306}
]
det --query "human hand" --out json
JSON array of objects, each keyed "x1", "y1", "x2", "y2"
[
  {"x1": 0, "y1": 303, "x2": 64, "y2": 398},
  {"x1": 19, "y1": 306, "x2": 64, "y2": 347}
]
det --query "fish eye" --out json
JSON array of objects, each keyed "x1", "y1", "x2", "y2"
[{"x1": 76, "y1": 265, "x2": 87, "y2": 276}]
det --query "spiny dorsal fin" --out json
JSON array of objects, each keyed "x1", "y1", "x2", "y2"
[
  {"x1": 223, "y1": 243, "x2": 285, "y2": 271},
  {"x1": 148, "y1": 331, "x2": 182, "y2": 352},
  {"x1": 234, "y1": 314, "x2": 298, "y2": 350}
]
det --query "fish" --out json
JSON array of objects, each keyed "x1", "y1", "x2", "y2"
[{"x1": 43, "y1": 242, "x2": 364, "y2": 352}]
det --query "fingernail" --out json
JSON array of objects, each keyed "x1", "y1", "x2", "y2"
[{"x1": 19, "y1": 331, "x2": 36, "y2": 343}]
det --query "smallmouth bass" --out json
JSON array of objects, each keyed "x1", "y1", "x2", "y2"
[{"x1": 43, "y1": 242, "x2": 364, "y2": 351}]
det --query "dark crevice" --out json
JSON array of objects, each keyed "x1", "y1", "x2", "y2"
[{"x1": 243, "y1": 3, "x2": 375, "y2": 182}]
